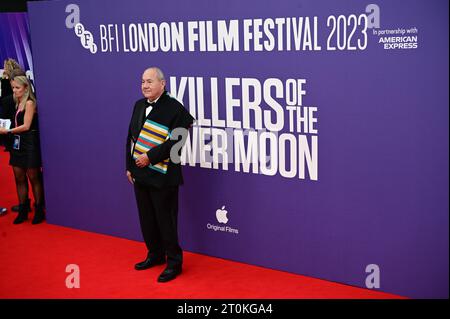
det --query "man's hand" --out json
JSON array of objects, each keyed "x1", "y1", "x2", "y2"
[
  {"x1": 135, "y1": 153, "x2": 150, "y2": 168},
  {"x1": 126, "y1": 170, "x2": 134, "y2": 184},
  {"x1": 0, "y1": 128, "x2": 8, "y2": 135}
]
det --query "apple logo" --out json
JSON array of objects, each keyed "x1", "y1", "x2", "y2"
[{"x1": 216, "y1": 206, "x2": 228, "y2": 224}]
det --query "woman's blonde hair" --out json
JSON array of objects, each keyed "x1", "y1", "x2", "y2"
[
  {"x1": 12, "y1": 76, "x2": 36, "y2": 112},
  {"x1": 3, "y1": 59, "x2": 23, "y2": 79}
]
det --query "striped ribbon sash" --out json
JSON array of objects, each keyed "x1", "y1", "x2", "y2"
[{"x1": 133, "y1": 119, "x2": 170, "y2": 174}]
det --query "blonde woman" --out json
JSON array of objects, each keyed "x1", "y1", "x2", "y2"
[
  {"x1": 1, "y1": 66, "x2": 34, "y2": 215},
  {"x1": 0, "y1": 75, "x2": 45, "y2": 224}
]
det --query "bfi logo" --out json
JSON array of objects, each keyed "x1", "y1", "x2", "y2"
[{"x1": 74, "y1": 23, "x2": 98, "y2": 54}]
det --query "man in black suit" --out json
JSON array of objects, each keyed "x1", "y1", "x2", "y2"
[{"x1": 126, "y1": 67, "x2": 194, "y2": 283}]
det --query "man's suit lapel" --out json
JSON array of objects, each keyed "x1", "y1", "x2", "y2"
[{"x1": 133, "y1": 100, "x2": 146, "y2": 137}]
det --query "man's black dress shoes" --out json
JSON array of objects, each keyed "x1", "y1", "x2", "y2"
[
  {"x1": 157, "y1": 267, "x2": 182, "y2": 283},
  {"x1": 134, "y1": 257, "x2": 165, "y2": 270}
]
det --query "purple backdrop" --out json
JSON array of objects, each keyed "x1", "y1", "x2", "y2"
[
  {"x1": 27, "y1": 0, "x2": 448, "y2": 298},
  {"x1": 0, "y1": 13, "x2": 34, "y2": 92}
]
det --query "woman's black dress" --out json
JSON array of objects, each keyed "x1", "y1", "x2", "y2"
[{"x1": 9, "y1": 106, "x2": 42, "y2": 168}]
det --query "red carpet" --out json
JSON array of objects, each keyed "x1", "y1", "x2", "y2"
[{"x1": 0, "y1": 150, "x2": 404, "y2": 299}]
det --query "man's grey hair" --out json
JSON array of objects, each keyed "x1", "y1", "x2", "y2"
[{"x1": 145, "y1": 67, "x2": 165, "y2": 81}]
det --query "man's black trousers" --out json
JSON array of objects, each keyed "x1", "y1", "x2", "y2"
[{"x1": 133, "y1": 182, "x2": 182, "y2": 269}]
